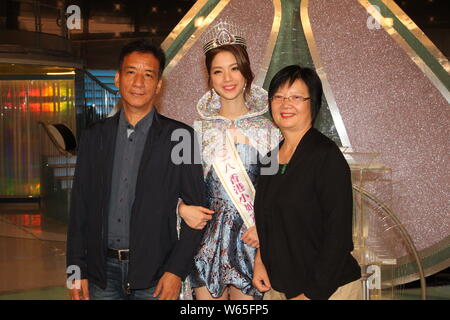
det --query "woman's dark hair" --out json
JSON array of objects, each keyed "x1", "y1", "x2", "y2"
[
  {"x1": 268, "y1": 65, "x2": 323, "y2": 125},
  {"x1": 205, "y1": 44, "x2": 254, "y2": 98},
  {"x1": 118, "y1": 39, "x2": 166, "y2": 78}
]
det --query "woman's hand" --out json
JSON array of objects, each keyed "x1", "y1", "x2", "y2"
[
  {"x1": 178, "y1": 201, "x2": 214, "y2": 230},
  {"x1": 241, "y1": 225, "x2": 259, "y2": 248},
  {"x1": 252, "y1": 250, "x2": 271, "y2": 292}
]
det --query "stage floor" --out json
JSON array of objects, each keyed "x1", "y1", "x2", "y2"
[{"x1": 0, "y1": 209, "x2": 68, "y2": 299}]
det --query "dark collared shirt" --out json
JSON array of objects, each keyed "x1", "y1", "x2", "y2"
[{"x1": 108, "y1": 108, "x2": 154, "y2": 249}]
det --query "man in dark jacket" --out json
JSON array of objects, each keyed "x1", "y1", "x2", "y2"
[{"x1": 66, "y1": 40, "x2": 205, "y2": 300}]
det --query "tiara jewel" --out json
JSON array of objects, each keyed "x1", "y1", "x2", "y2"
[{"x1": 202, "y1": 21, "x2": 247, "y2": 54}]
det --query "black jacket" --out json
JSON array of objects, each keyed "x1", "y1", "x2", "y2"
[
  {"x1": 255, "y1": 128, "x2": 361, "y2": 300},
  {"x1": 66, "y1": 111, "x2": 205, "y2": 290}
]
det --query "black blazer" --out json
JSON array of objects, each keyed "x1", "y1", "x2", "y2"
[
  {"x1": 254, "y1": 128, "x2": 360, "y2": 299},
  {"x1": 66, "y1": 110, "x2": 205, "y2": 290}
]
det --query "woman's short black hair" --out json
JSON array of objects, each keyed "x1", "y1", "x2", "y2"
[
  {"x1": 118, "y1": 39, "x2": 166, "y2": 77},
  {"x1": 268, "y1": 65, "x2": 323, "y2": 125}
]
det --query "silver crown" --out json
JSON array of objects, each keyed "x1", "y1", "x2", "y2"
[{"x1": 202, "y1": 21, "x2": 247, "y2": 54}]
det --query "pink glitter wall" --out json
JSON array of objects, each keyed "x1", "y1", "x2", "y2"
[
  {"x1": 308, "y1": 0, "x2": 449, "y2": 251},
  {"x1": 158, "y1": 1, "x2": 274, "y2": 126}
]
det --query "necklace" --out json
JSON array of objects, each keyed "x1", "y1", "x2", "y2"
[{"x1": 219, "y1": 105, "x2": 249, "y2": 120}]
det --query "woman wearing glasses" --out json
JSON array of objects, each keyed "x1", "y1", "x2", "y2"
[{"x1": 252, "y1": 65, "x2": 361, "y2": 300}]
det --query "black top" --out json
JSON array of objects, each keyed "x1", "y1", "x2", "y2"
[
  {"x1": 67, "y1": 110, "x2": 206, "y2": 290},
  {"x1": 108, "y1": 109, "x2": 154, "y2": 249},
  {"x1": 254, "y1": 128, "x2": 361, "y2": 300}
]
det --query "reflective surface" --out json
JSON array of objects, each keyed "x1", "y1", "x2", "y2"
[
  {"x1": 0, "y1": 210, "x2": 67, "y2": 299},
  {"x1": 0, "y1": 79, "x2": 76, "y2": 197},
  {"x1": 306, "y1": 0, "x2": 449, "y2": 271}
]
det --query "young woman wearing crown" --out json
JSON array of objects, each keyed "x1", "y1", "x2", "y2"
[{"x1": 178, "y1": 21, "x2": 281, "y2": 300}]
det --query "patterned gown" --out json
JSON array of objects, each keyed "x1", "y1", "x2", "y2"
[
  {"x1": 185, "y1": 85, "x2": 281, "y2": 299},
  {"x1": 189, "y1": 143, "x2": 262, "y2": 298}
]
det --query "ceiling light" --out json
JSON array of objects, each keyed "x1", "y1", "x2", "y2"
[{"x1": 46, "y1": 71, "x2": 75, "y2": 75}]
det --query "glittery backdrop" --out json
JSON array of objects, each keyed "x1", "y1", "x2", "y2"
[
  {"x1": 158, "y1": 1, "x2": 274, "y2": 126},
  {"x1": 157, "y1": 0, "x2": 448, "y2": 268},
  {"x1": 307, "y1": 0, "x2": 449, "y2": 252}
]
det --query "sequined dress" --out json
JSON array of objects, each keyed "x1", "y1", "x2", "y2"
[
  {"x1": 188, "y1": 85, "x2": 282, "y2": 298},
  {"x1": 190, "y1": 143, "x2": 261, "y2": 298}
]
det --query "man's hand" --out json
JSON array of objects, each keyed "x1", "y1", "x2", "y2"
[
  {"x1": 241, "y1": 225, "x2": 259, "y2": 248},
  {"x1": 178, "y1": 201, "x2": 214, "y2": 230},
  {"x1": 69, "y1": 279, "x2": 90, "y2": 300},
  {"x1": 153, "y1": 272, "x2": 182, "y2": 300},
  {"x1": 252, "y1": 251, "x2": 271, "y2": 293}
]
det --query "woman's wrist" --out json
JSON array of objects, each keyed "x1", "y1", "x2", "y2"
[
  {"x1": 254, "y1": 250, "x2": 263, "y2": 263},
  {"x1": 178, "y1": 201, "x2": 186, "y2": 219}
]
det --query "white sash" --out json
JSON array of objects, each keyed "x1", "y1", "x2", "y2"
[{"x1": 212, "y1": 131, "x2": 255, "y2": 229}]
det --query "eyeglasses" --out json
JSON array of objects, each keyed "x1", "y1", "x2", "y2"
[{"x1": 271, "y1": 95, "x2": 311, "y2": 104}]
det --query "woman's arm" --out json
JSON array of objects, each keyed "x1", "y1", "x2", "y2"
[
  {"x1": 252, "y1": 249, "x2": 271, "y2": 292},
  {"x1": 241, "y1": 225, "x2": 260, "y2": 248},
  {"x1": 178, "y1": 200, "x2": 214, "y2": 230}
]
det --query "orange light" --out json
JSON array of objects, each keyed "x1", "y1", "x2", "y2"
[
  {"x1": 28, "y1": 103, "x2": 40, "y2": 112},
  {"x1": 28, "y1": 89, "x2": 41, "y2": 97},
  {"x1": 31, "y1": 214, "x2": 42, "y2": 227}
]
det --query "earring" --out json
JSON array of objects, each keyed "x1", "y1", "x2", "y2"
[{"x1": 210, "y1": 87, "x2": 219, "y2": 97}]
